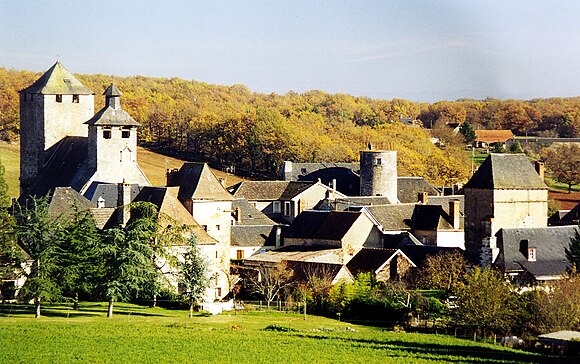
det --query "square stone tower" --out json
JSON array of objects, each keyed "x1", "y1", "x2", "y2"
[
  {"x1": 19, "y1": 62, "x2": 94, "y2": 194},
  {"x1": 464, "y1": 154, "x2": 548, "y2": 265}
]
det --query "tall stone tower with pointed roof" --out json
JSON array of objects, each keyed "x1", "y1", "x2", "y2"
[
  {"x1": 83, "y1": 83, "x2": 149, "y2": 193},
  {"x1": 19, "y1": 62, "x2": 94, "y2": 194}
]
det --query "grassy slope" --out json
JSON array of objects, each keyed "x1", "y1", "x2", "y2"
[
  {"x1": 0, "y1": 142, "x2": 19, "y2": 198},
  {"x1": 0, "y1": 142, "x2": 246, "y2": 199},
  {"x1": 0, "y1": 303, "x2": 558, "y2": 364}
]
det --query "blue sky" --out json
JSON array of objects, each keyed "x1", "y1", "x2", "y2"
[{"x1": 1, "y1": 1, "x2": 579, "y2": 102}]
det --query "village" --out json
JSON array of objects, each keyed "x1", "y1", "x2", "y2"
[{"x1": 1, "y1": 62, "x2": 580, "y2": 356}]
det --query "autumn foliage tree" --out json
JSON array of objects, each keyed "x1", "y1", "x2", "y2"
[{"x1": 541, "y1": 144, "x2": 580, "y2": 193}]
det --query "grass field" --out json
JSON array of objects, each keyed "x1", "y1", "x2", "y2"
[
  {"x1": 0, "y1": 141, "x2": 19, "y2": 199},
  {"x1": 0, "y1": 303, "x2": 561, "y2": 364}
]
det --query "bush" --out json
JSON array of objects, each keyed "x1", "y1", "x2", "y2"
[{"x1": 263, "y1": 324, "x2": 298, "y2": 332}]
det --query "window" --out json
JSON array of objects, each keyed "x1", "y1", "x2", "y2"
[
  {"x1": 72, "y1": 94, "x2": 79, "y2": 103},
  {"x1": 216, "y1": 225, "x2": 220, "y2": 231},
  {"x1": 216, "y1": 287, "x2": 222, "y2": 298},
  {"x1": 56, "y1": 94, "x2": 62, "y2": 103},
  {"x1": 202, "y1": 225, "x2": 208, "y2": 231},
  {"x1": 284, "y1": 201, "x2": 291, "y2": 216},
  {"x1": 273, "y1": 201, "x2": 281, "y2": 213},
  {"x1": 236, "y1": 250, "x2": 244, "y2": 260},
  {"x1": 528, "y1": 248, "x2": 536, "y2": 262},
  {"x1": 103, "y1": 129, "x2": 111, "y2": 139},
  {"x1": 375, "y1": 158, "x2": 382, "y2": 165},
  {"x1": 121, "y1": 128, "x2": 130, "y2": 138}
]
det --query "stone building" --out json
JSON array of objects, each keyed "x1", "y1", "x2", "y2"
[
  {"x1": 464, "y1": 154, "x2": 548, "y2": 264},
  {"x1": 19, "y1": 62, "x2": 94, "y2": 194}
]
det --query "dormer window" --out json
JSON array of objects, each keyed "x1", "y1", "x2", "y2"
[
  {"x1": 103, "y1": 128, "x2": 112, "y2": 139},
  {"x1": 56, "y1": 94, "x2": 62, "y2": 103},
  {"x1": 72, "y1": 95, "x2": 79, "y2": 103},
  {"x1": 528, "y1": 247, "x2": 536, "y2": 262}
]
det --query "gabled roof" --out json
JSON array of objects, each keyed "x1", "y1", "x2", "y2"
[
  {"x1": 475, "y1": 130, "x2": 514, "y2": 144},
  {"x1": 496, "y1": 226, "x2": 579, "y2": 280},
  {"x1": 281, "y1": 161, "x2": 359, "y2": 182},
  {"x1": 168, "y1": 163, "x2": 233, "y2": 201},
  {"x1": 133, "y1": 186, "x2": 217, "y2": 244},
  {"x1": 397, "y1": 177, "x2": 440, "y2": 203},
  {"x1": 103, "y1": 83, "x2": 122, "y2": 96},
  {"x1": 284, "y1": 210, "x2": 362, "y2": 241},
  {"x1": 556, "y1": 203, "x2": 580, "y2": 226},
  {"x1": 347, "y1": 248, "x2": 408, "y2": 275},
  {"x1": 85, "y1": 104, "x2": 140, "y2": 127},
  {"x1": 47, "y1": 187, "x2": 94, "y2": 220},
  {"x1": 230, "y1": 181, "x2": 316, "y2": 201},
  {"x1": 464, "y1": 154, "x2": 546, "y2": 190},
  {"x1": 21, "y1": 62, "x2": 93, "y2": 95},
  {"x1": 399, "y1": 245, "x2": 464, "y2": 267},
  {"x1": 244, "y1": 246, "x2": 343, "y2": 265},
  {"x1": 232, "y1": 198, "x2": 276, "y2": 226},
  {"x1": 364, "y1": 204, "x2": 416, "y2": 231}
]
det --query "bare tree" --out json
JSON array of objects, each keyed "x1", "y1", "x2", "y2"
[
  {"x1": 246, "y1": 261, "x2": 293, "y2": 307},
  {"x1": 535, "y1": 276, "x2": 580, "y2": 333},
  {"x1": 301, "y1": 263, "x2": 336, "y2": 313},
  {"x1": 416, "y1": 251, "x2": 467, "y2": 294}
]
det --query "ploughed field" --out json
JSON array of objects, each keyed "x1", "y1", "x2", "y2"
[{"x1": 0, "y1": 303, "x2": 559, "y2": 364}]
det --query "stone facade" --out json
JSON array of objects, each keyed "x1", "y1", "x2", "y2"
[{"x1": 359, "y1": 150, "x2": 398, "y2": 202}]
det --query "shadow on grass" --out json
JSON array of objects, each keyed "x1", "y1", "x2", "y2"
[
  {"x1": 0, "y1": 303, "x2": 167, "y2": 318},
  {"x1": 293, "y1": 333, "x2": 577, "y2": 364}
]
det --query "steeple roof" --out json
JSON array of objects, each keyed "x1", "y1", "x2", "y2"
[
  {"x1": 21, "y1": 62, "x2": 93, "y2": 95},
  {"x1": 85, "y1": 84, "x2": 140, "y2": 127},
  {"x1": 103, "y1": 83, "x2": 122, "y2": 96},
  {"x1": 464, "y1": 154, "x2": 547, "y2": 190}
]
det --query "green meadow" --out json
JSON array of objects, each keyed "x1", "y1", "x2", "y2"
[
  {"x1": 0, "y1": 141, "x2": 19, "y2": 199},
  {"x1": 0, "y1": 303, "x2": 561, "y2": 364}
]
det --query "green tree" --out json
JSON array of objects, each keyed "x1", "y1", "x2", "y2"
[
  {"x1": 14, "y1": 196, "x2": 62, "y2": 318},
  {"x1": 53, "y1": 208, "x2": 102, "y2": 309},
  {"x1": 459, "y1": 122, "x2": 476, "y2": 144},
  {"x1": 541, "y1": 144, "x2": 580, "y2": 193},
  {"x1": 99, "y1": 202, "x2": 160, "y2": 318},
  {"x1": 177, "y1": 235, "x2": 210, "y2": 318},
  {"x1": 0, "y1": 159, "x2": 9, "y2": 208},
  {"x1": 0, "y1": 161, "x2": 22, "y2": 301},
  {"x1": 509, "y1": 140, "x2": 523, "y2": 153},
  {"x1": 454, "y1": 267, "x2": 517, "y2": 336},
  {"x1": 534, "y1": 276, "x2": 580, "y2": 333}
]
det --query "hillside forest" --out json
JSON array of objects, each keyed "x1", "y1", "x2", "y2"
[{"x1": 1, "y1": 67, "x2": 579, "y2": 185}]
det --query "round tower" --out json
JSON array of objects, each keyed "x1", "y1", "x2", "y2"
[{"x1": 359, "y1": 150, "x2": 398, "y2": 202}]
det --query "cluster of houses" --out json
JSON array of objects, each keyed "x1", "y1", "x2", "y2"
[{"x1": 5, "y1": 62, "x2": 579, "y2": 303}]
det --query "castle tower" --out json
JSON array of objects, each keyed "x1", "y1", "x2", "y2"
[
  {"x1": 464, "y1": 154, "x2": 548, "y2": 264},
  {"x1": 83, "y1": 84, "x2": 149, "y2": 192},
  {"x1": 359, "y1": 150, "x2": 398, "y2": 203},
  {"x1": 19, "y1": 62, "x2": 94, "y2": 193}
]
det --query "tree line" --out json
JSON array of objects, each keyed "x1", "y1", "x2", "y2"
[{"x1": 1, "y1": 67, "x2": 579, "y2": 183}]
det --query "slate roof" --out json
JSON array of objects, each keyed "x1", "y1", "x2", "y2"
[
  {"x1": 168, "y1": 163, "x2": 233, "y2": 201},
  {"x1": 85, "y1": 183, "x2": 142, "y2": 208},
  {"x1": 411, "y1": 205, "x2": 455, "y2": 230},
  {"x1": 230, "y1": 181, "x2": 316, "y2": 201},
  {"x1": 46, "y1": 187, "x2": 94, "y2": 220},
  {"x1": 556, "y1": 203, "x2": 580, "y2": 226},
  {"x1": 281, "y1": 162, "x2": 359, "y2": 182},
  {"x1": 89, "y1": 207, "x2": 116, "y2": 229},
  {"x1": 232, "y1": 198, "x2": 276, "y2": 226},
  {"x1": 244, "y1": 246, "x2": 343, "y2": 265},
  {"x1": 85, "y1": 86, "x2": 140, "y2": 127},
  {"x1": 346, "y1": 248, "x2": 402, "y2": 275},
  {"x1": 26, "y1": 136, "x2": 92, "y2": 197},
  {"x1": 231, "y1": 225, "x2": 276, "y2": 247},
  {"x1": 284, "y1": 210, "x2": 362, "y2": 241},
  {"x1": 383, "y1": 232, "x2": 422, "y2": 248},
  {"x1": 21, "y1": 62, "x2": 93, "y2": 95},
  {"x1": 364, "y1": 204, "x2": 416, "y2": 231},
  {"x1": 496, "y1": 226, "x2": 579, "y2": 280},
  {"x1": 464, "y1": 154, "x2": 547, "y2": 190},
  {"x1": 475, "y1": 130, "x2": 514, "y2": 144},
  {"x1": 397, "y1": 177, "x2": 440, "y2": 203}
]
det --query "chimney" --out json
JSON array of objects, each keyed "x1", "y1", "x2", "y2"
[
  {"x1": 449, "y1": 200, "x2": 460, "y2": 229},
  {"x1": 535, "y1": 161, "x2": 545, "y2": 181},
  {"x1": 417, "y1": 192, "x2": 428, "y2": 204},
  {"x1": 166, "y1": 168, "x2": 179, "y2": 186},
  {"x1": 234, "y1": 207, "x2": 241, "y2": 224},
  {"x1": 117, "y1": 182, "x2": 132, "y2": 226},
  {"x1": 275, "y1": 226, "x2": 282, "y2": 247}
]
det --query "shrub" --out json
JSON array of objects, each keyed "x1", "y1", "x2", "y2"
[{"x1": 263, "y1": 324, "x2": 298, "y2": 332}]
